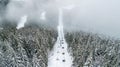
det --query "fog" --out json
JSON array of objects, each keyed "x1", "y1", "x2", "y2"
[
  {"x1": 64, "y1": 0, "x2": 120, "y2": 38},
  {"x1": 1, "y1": 0, "x2": 120, "y2": 38}
]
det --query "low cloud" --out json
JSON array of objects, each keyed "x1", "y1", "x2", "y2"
[{"x1": 1, "y1": 0, "x2": 120, "y2": 38}]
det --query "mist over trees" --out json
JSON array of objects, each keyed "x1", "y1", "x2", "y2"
[{"x1": 0, "y1": 0, "x2": 120, "y2": 67}]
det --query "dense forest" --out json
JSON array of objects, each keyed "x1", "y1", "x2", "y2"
[
  {"x1": 0, "y1": 22, "x2": 57, "y2": 67},
  {"x1": 0, "y1": 22, "x2": 120, "y2": 67},
  {"x1": 65, "y1": 31, "x2": 120, "y2": 67}
]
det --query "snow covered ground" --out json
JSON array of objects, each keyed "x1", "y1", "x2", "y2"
[
  {"x1": 48, "y1": 26, "x2": 73, "y2": 67},
  {"x1": 48, "y1": 8, "x2": 73, "y2": 67}
]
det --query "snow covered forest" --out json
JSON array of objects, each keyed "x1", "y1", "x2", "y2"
[
  {"x1": 0, "y1": 21, "x2": 120, "y2": 67},
  {"x1": 0, "y1": 22, "x2": 57, "y2": 67},
  {"x1": 0, "y1": 0, "x2": 120, "y2": 67},
  {"x1": 65, "y1": 31, "x2": 120, "y2": 67}
]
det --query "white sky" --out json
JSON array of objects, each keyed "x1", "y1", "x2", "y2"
[{"x1": 64, "y1": 0, "x2": 120, "y2": 38}]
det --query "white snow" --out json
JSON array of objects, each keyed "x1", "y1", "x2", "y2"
[
  {"x1": 40, "y1": 11, "x2": 46, "y2": 21},
  {"x1": 48, "y1": 8, "x2": 73, "y2": 67},
  {"x1": 16, "y1": 15, "x2": 27, "y2": 29}
]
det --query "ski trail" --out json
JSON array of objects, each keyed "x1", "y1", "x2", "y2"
[
  {"x1": 16, "y1": 15, "x2": 27, "y2": 29},
  {"x1": 48, "y1": 8, "x2": 73, "y2": 67}
]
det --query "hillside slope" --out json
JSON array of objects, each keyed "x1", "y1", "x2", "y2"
[
  {"x1": 0, "y1": 22, "x2": 57, "y2": 67},
  {"x1": 65, "y1": 31, "x2": 120, "y2": 67},
  {"x1": 0, "y1": 22, "x2": 120, "y2": 67}
]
